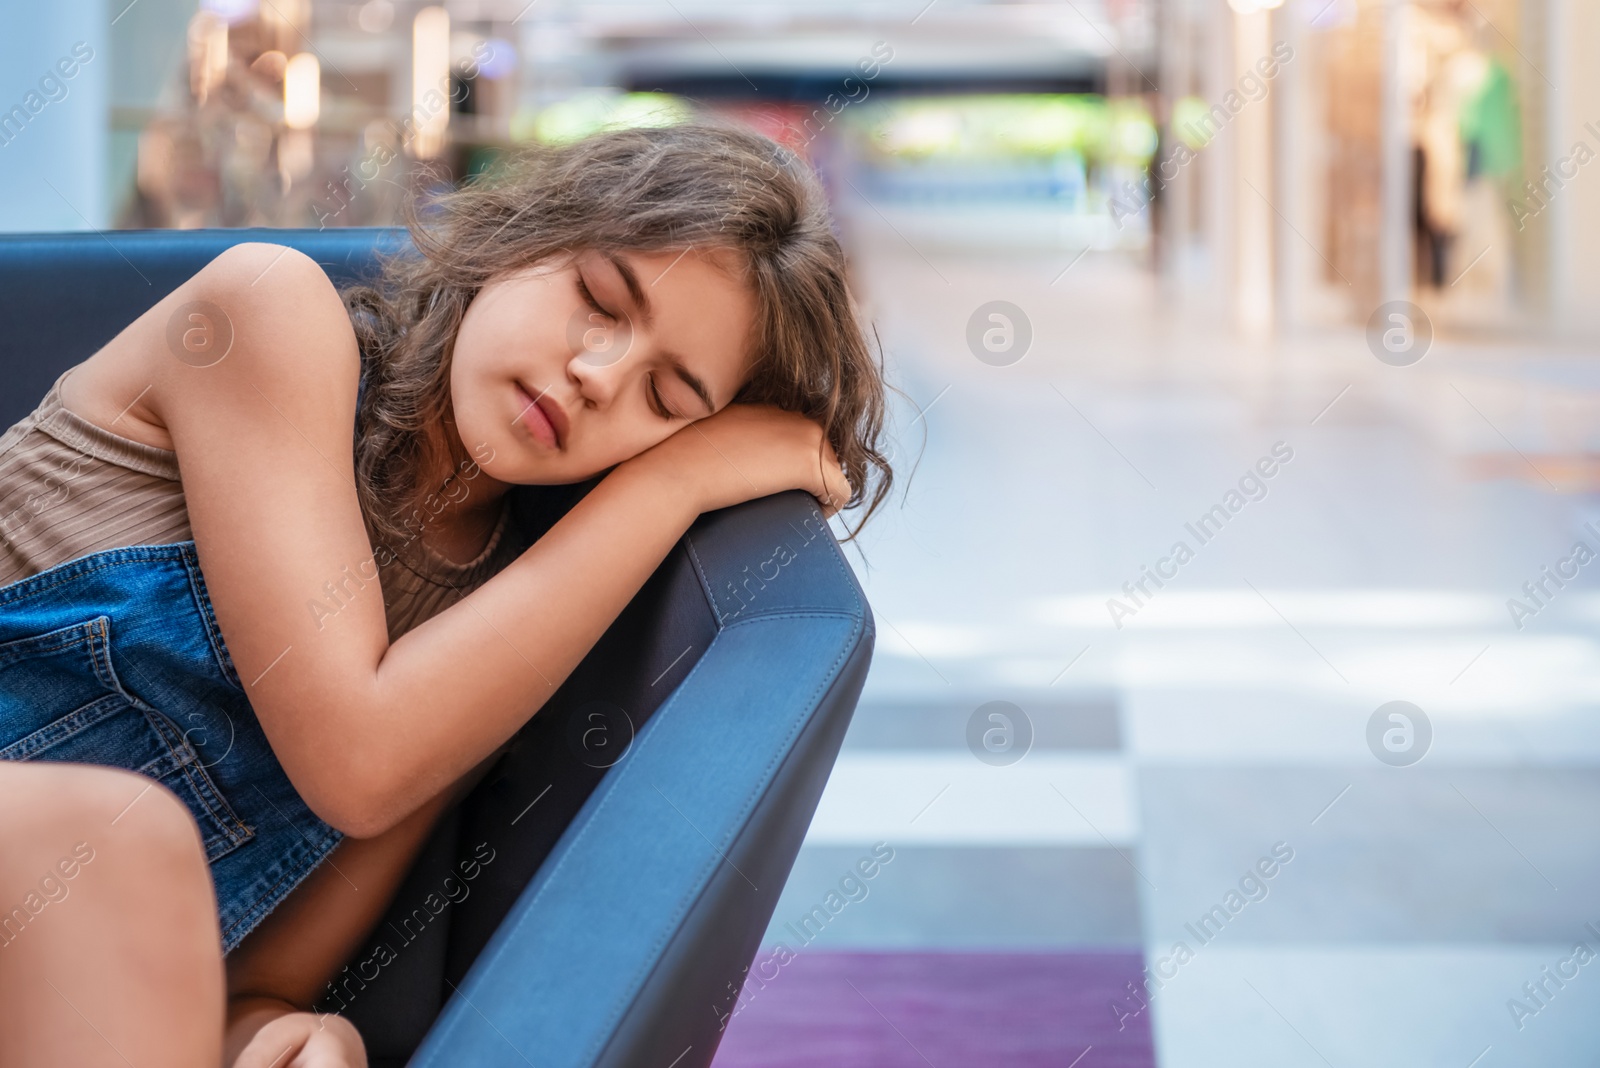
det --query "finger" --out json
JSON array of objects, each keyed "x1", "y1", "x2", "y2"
[
  {"x1": 293, "y1": 1040, "x2": 353, "y2": 1068},
  {"x1": 814, "y1": 447, "x2": 848, "y2": 501},
  {"x1": 825, "y1": 465, "x2": 852, "y2": 510}
]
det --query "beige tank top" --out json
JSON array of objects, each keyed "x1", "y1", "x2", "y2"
[{"x1": 0, "y1": 366, "x2": 526, "y2": 644}]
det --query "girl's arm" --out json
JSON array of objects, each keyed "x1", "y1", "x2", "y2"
[{"x1": 103, "y1": 243, "x2": 847, "y2": 839}]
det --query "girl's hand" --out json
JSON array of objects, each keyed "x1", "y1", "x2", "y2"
[
  {"x1": 632, "y1": 403, "x2": 854, "y2": 518},
  {"x1": 228, "y1": 1005, "x2": 367, "y2": 1068}
]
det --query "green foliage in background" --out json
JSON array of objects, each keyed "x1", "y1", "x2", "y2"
[
  {"x1": 845, "y1": 94, "x2": 1157, "y2": 169},
  {"x1": 514, "y1": 92, "x2": 694, "y2": 144}
]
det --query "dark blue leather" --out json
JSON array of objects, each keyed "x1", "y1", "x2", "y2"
[
  {"x1": 0, "y1": 229, "x2": 875, "y2": 1067},
  {"x1": 0, "y1": 228, "x2": 408, "y2": 430}
]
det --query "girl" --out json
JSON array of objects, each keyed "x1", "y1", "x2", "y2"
[{"x1": 0, "y1": 121, "x2": 891, "y2": 1066}]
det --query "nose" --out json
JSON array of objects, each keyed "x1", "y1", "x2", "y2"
[{"x1": 567, "y1": 314, "x2": 639, "y2": 408}]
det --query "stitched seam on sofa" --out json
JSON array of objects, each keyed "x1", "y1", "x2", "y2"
[
  {"x1": 585, "y1": 614, "x2": 861, "y2": 1065},
  {"x1": 461, "y1": 614, "x2": 856, "y2": 1064},
  {"x1": 711, "y1": 602, "x2": 863, "y2": 625},
  {"x1": 684, "y1": 631, "x2": 871, "y2": 1018},
  {"x1": 719, "y1": 609, "x2": 860, "y2": 631},
  {"x1": 431, "y1": 624, "x2": 738, "y2": 1056},
  {"x1": 683, "y1": 507, "x2": 863, "y2": 626},
  {"x1": 683, "y1": 535, "x2": 724, "y2": 626},
  {"x1": 813, "y1": 507, "x2": 864, "y2": 618},
  {"x1": 468, "y1": 622, "x2": 750, "y2": 1051}
]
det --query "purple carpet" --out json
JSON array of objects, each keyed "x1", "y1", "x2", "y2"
[{"x1": 710, "y1": 950, "x2": 1157, "y2": 1068}]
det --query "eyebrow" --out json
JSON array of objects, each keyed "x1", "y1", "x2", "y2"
[{"x1": 606, "y1": 253, "x2": 717, "y2": 414}]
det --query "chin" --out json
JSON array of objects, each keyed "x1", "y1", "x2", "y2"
[{"x1": 500, "y1": 454, "x2": 603, "y2": 487}]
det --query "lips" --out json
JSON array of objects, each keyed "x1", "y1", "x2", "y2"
[{"x1": 515, "y1": 381, "x2": 567, "y2": 450}]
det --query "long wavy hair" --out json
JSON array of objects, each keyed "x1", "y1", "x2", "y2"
[{"x1": 341, "y1": 120, "x2": 893, "y2": 554}]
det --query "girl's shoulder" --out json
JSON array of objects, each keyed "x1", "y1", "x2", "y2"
[{"x1": 60, "y1": 243, "x2": 357, "y2": 453}]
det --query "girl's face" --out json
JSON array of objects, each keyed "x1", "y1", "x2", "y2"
[{"x1": 449, "y1": 246, "x2": 757, "y2": 486}]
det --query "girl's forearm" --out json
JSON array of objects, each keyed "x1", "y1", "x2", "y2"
[{"x1": 344, "y1": 453, "x2": 701, "y2": 835}]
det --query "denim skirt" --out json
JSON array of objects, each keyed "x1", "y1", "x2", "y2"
[{"x1": 0, "y1": 540, "x2": 344, "y2": 954}]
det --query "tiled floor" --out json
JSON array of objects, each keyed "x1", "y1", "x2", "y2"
[
  {"x1": 714, "y1": 211, "x2": 1600, "y2": 1065},
  {"x1": 715, "y1": 952, "x2": 1154, "y2": 1068}
]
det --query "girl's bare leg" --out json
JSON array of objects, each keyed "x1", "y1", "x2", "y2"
[
  {"x1": 0, "y1": 761, "x2": 224, "y2": 1067},
  {"x1": 224, "y1": 742, "x2": 512, "y2": 1066}
]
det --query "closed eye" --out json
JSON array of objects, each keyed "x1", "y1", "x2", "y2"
[
  {"x1": 648, "y1": 374, "x2": 683, "y2": 421},
  {"x1": 579, "y1": 270, "x2": 681, "y2": 420},
  {"x1": 576, "y1": 275, "x2": 613, "y2": 320}
]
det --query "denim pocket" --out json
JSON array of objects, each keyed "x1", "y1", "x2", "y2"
[{"x1": 0, "y1": 615, "x2": 255, "y2": 863}]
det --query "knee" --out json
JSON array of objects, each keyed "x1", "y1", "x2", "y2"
[
  {"x1": 0, "y1": 764, "x2": 206, "y2": 876},
  {"x1": 89, "y1": 770, "x2": 209, "y2": 879}
]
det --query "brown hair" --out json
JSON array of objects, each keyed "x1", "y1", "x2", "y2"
[{"x1": 342, "y1": 120, "x2": 893, "y2": 553}]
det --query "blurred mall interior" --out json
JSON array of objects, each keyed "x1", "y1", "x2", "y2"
[{"x1": 6, "y1": 0, "x2": 1600, "y2": 1064}]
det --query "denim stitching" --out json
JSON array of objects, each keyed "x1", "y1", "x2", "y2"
[
  {"x1": 0, "y1": 542, "x2": 194, "y2": 607},
  {"x1": 138, "y1": 703, "x2": 255, "y2": 848},
  {"x1": 0, "y1": 554, "x2": 257, "y2": 852},
  {"x1": 0, "y1": 616, "x2": 110, "y2": 670},
  {"x1": 176, "y1": 542, "x2": 244, "y2": 691},
  {"x1": 92, "y1": 616, "x2": 256, "y2": 851},
  {"x1": 0, "y1": 693, "x2": 127, "y2": 761},
  {"x1": 221, "y1": 821, "x2": 345, "y2": 954},
  {"x1": 0, "y1": 540, "x2": 343, "y2": 955}
]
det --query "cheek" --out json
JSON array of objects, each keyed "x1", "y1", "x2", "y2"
[
  {"x1": 449, "y1": 306, "x2": 558, "y2": 440},
  {"x1": 447, "y1": 340, "x2": 490, "y2": 433},
  {"x1": 449, "y1": 312, "x2": 503, "y2": 415},
  {"x1": 460, "y1": 274, "x2": 571, "y2": 374}
]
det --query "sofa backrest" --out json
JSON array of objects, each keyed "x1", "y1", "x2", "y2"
[{"x1": 0, "y1": 227, "x2": 407, "y2": 430}]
